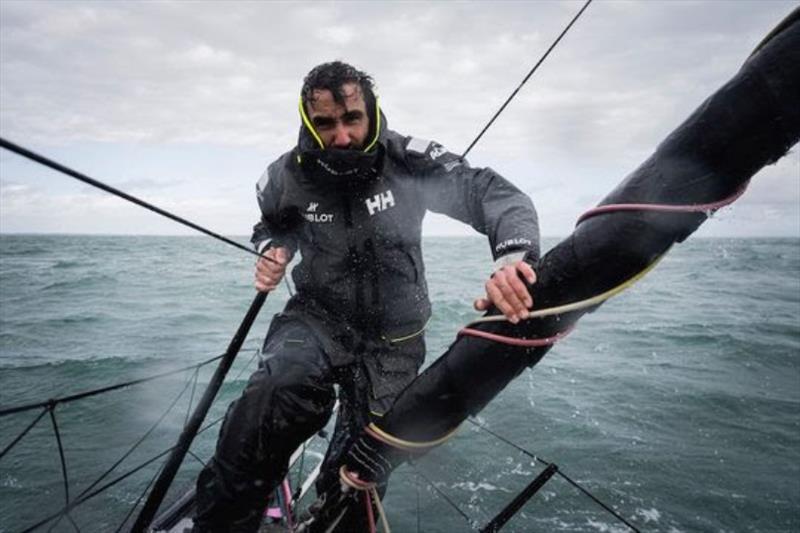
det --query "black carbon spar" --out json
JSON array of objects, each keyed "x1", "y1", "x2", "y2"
[
  {"x1": 352, "y1": 4, "x2": 800, "y2": 469},
  {"x1": 317, "y1": 7, "x2": 800, "y2": 530},
  {"x1": 371, "y1": 7, "x2": 800, "y2": 447}
]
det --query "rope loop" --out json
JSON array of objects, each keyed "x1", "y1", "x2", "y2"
[
  {"x1": 458, "y1": 326, "x2": 572, "y2": 347},
  {"x1": 339, "y1": 465, "x2": 377, "y2": 492},
  {"x1": 365, "y1": 422, "x2": 459, "y2": 452}
]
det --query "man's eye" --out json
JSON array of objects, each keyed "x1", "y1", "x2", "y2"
[
  {"x1": 313, "y1": 119, "x2": 334, "y2": 130},
  {"x1": 344, "y1": 116, "x2": 361, "y2": 125}
]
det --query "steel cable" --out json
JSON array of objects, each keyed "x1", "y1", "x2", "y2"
[
  {"x1": 411, "y1": 464, "x2": 479, "y2": 531},
  {"x1": 461, "y1": 0, "x2": 593, "y2": 158},
  {"x1": 0, "y1": 137, "x2": 268, "y2": 263},
  {"x1": 466, "y1": 417, "x2": 641, "y2": 533},
  {"x1": 0, "y1": 353, "x2": 225, "y2": 418}
]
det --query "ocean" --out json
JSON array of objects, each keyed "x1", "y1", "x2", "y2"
[{"x1": 0, "y1": 234, "x2": 798, "y2": 532}]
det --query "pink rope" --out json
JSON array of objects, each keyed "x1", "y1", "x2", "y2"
[
  {"x1": 364, "y1": 489, "x2": 377, "y2": 533},
  {"x1": 458, "y1": 327, "x2": 572, "y2": 347},
  {"x1": 466, "y1": 182, "x2": 749, "y2": 350},
  {"x1": 340, "y1": 465, "x2": 376, "y2": 491},
  {"x1": 281, "y1": 478, "x2": 294, "y2": 529},
  {"x1": 576, "y1": 181, "x2": 749, "y2": 225}
]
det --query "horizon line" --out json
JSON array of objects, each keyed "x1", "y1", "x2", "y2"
[{"x1": 1, "y1": 232, "x2": 798, "y2": 240}]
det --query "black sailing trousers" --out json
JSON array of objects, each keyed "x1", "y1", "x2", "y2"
[{"x1": 194, "y1": 315, "x2": 419, "y2": 532}]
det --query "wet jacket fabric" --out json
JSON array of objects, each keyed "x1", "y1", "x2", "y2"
[{"x1": 250, "y1": 112, "x2": 540, "y2": 405}]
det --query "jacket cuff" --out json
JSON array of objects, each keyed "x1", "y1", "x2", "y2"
[
  {"x1": 256, "y1": 240, "x2": 271, "y2": 254},
  {"x1": 494, "y1": 238, "x2": 535, "y2": 258},
  {"x1": 492, "y1": 251, "x2": 528, "y2": 272},
  {"x1": 255, "y1": 239, "x2": 296, "y2": 259}
]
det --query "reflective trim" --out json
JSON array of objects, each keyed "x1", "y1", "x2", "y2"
[
  {"x1": 385, "y1": 317, "x2": 430, "y2": 344},
  {"x1": 363, "y1": 97, "x2": 381, "y2": 153},
  {"x1": 298, "y1": 97, "x2": 325, "y2": 149},
  {"x1": 406, "y1": 137, "x2": 431, "y2": 154},
  {"x1": 297, "y1": 96, "x2": 382, "y2": 153},
  {"x1": 469, "y1": 249, "x2": 670, "y2": 326},
  {"x1": 366, "y1": 422, "x2": 460, "y2": 451}
]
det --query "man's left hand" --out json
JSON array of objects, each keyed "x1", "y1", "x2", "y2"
[{"x1": 474, "y1": 261, "x2": 536, "y2": 324}]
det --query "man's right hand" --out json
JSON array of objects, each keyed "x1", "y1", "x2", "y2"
[{"x1": 255, "y1": 246, "x2": 289, "y2": 292}]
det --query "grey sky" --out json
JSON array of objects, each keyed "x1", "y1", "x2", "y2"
[{"x1": 1, "y1": 0, "x2": 797, "y2": 237}]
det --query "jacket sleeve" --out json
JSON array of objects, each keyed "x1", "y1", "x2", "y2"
[
  {"x1": 407, "y1": 138, "x2": 540, "y2": 266},
  {"x1": 250, "y1": 164, "x2": 299, "y2": 257}
]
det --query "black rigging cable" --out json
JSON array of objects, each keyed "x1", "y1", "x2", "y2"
[
  {"x1": 17, "y1": 351, "x2": 260, "y2": 533},
  {"x1": 0, "y1": 408, "x2": 47, "y2": 460},
  {"x1": 184, "y1": 367, "x2": 201, "y2": 427},
  {"x1": 461, "y1": 0, "x2": 592, "y2": 159},
  {"x1": 467, "y1": 417, "x2": 642, "y2": 533},
  {"x1": 115, "y1": 467, "x2": 161, "y2": 533},
  {"x1": 0, "y1": 353, "x2": 225, "y2": 417},
  {"x1": 132, "y1": 293, "x2": 268, "y2": 531},
  {"x1": 21, "y1": 446, "x2": 172, "y2": 533},
  {"x1": 412, "y1": 465, "x2": 479, "y2": 531},
  {"x1": 76, "y1": 371, "x2": 197, "y2": 502},
  {"x1": 47, "y1": 406, "x2": 75, "y2": 532},
  {"x1": 29, "y1": 360, "x2": 202, "y2": 532},
  {"x1": 0, "y1": 137, "x2": 275, "y2": 264}
]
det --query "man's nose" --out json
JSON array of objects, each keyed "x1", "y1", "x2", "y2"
[{"x1": 332, "y1": 123, "x2": 350, "y2": 148}]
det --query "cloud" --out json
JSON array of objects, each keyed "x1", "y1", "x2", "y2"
[
  {"x1": 0, "y1": 0, "x2": 797, "y2": 236},
  {"x1": 0, "y1": 177, "x2": 239, "y2": 234}
]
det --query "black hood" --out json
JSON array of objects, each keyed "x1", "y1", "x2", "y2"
[{"x1": 296, "y1": 98, "x2": 388, "y2": 190}]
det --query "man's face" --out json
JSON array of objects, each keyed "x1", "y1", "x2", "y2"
[{"x1": 306, "y1": 82, "x2": 370, "y2": 149}]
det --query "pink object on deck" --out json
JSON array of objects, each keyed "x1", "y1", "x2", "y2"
[{"x1": 265, "y1": 507, "x2": 283, "y2": 519}]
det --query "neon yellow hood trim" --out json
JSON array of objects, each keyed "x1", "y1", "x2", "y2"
[{"x1": 297, "y1": 96, "x2": 381, "y2": 152}]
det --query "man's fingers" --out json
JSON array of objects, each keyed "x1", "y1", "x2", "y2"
[
  {"x1": 256, "y1": 248, "x2": 289, "y2": 279},
  {"x1": 485, "y1": 281, "x2": 518, "y2": 323},
  {"x1": 267, "y1": 247, "x2": 288, "y2": 265},
  {"x1": 494, "y1": 269, "x2": 530, "y2": 318},
  {"x1": 254, "y1": 246, "x2": 291, "y2": 293},
  {"x1": 257, "y1": 259, "x2": 283, "y2": 276},
  {"x1": 504, "y1": 267, "x2": 532, "y2": 309},
  {"x1": 476, "y1": 260, "x2": 537, "y2": 323},
  {"x1": 516, "y1": 261, "x2": 537, "y2": 285},
  {"x1": 255, "y1": 266, "x2": 280, "y2": 287},
  {"x1": 255, "y1": 280, "x2": 276, "y2": 293},
  {"x1": 258, "y1": 256, "x2": 285, "y2": 271}
]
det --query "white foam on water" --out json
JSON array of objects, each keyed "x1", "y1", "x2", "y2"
[
  {"x1": 586, "y1": 518, "x2": 629, "y2": 533},
  {"x1": 636, "y1": 507, "x2": 661, "y2": 523},
  {"x1": 449, "y1": 481, "x2": 512, "y2": 493}
]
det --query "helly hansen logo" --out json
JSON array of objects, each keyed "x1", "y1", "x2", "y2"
[
  {"x1": 307, "y1": 202, "x2": 319, "y2": 212},
  {"x1": 429, "y1": 143, "x2": 446, "y2": 160},
  {"x1": 365, "y1": 190, "x2": 395, "y2": 216}
]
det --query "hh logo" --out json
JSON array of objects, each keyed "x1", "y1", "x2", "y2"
[
  {"x1": 307, "y1": 202, "x2": 319, "y2": 213},
  {"x1": 365, "y1": 190, "x2": 395, "y2": 216},
  {"x1": 429, "y1": 143, "x2": 446, "y2": 160}
]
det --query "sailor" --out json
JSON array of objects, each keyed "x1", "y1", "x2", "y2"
[{"x1": 194, "y1": 61, "x2": 540, "y2": 532}]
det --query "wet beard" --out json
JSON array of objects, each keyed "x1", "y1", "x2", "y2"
[{"x1": 299, "y1": 146, "x2": 383, "y2": 191}]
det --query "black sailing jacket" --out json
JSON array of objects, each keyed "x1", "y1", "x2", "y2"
[{"x1": 251, "y1": 112, "x2": 539, "y2": 400}]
